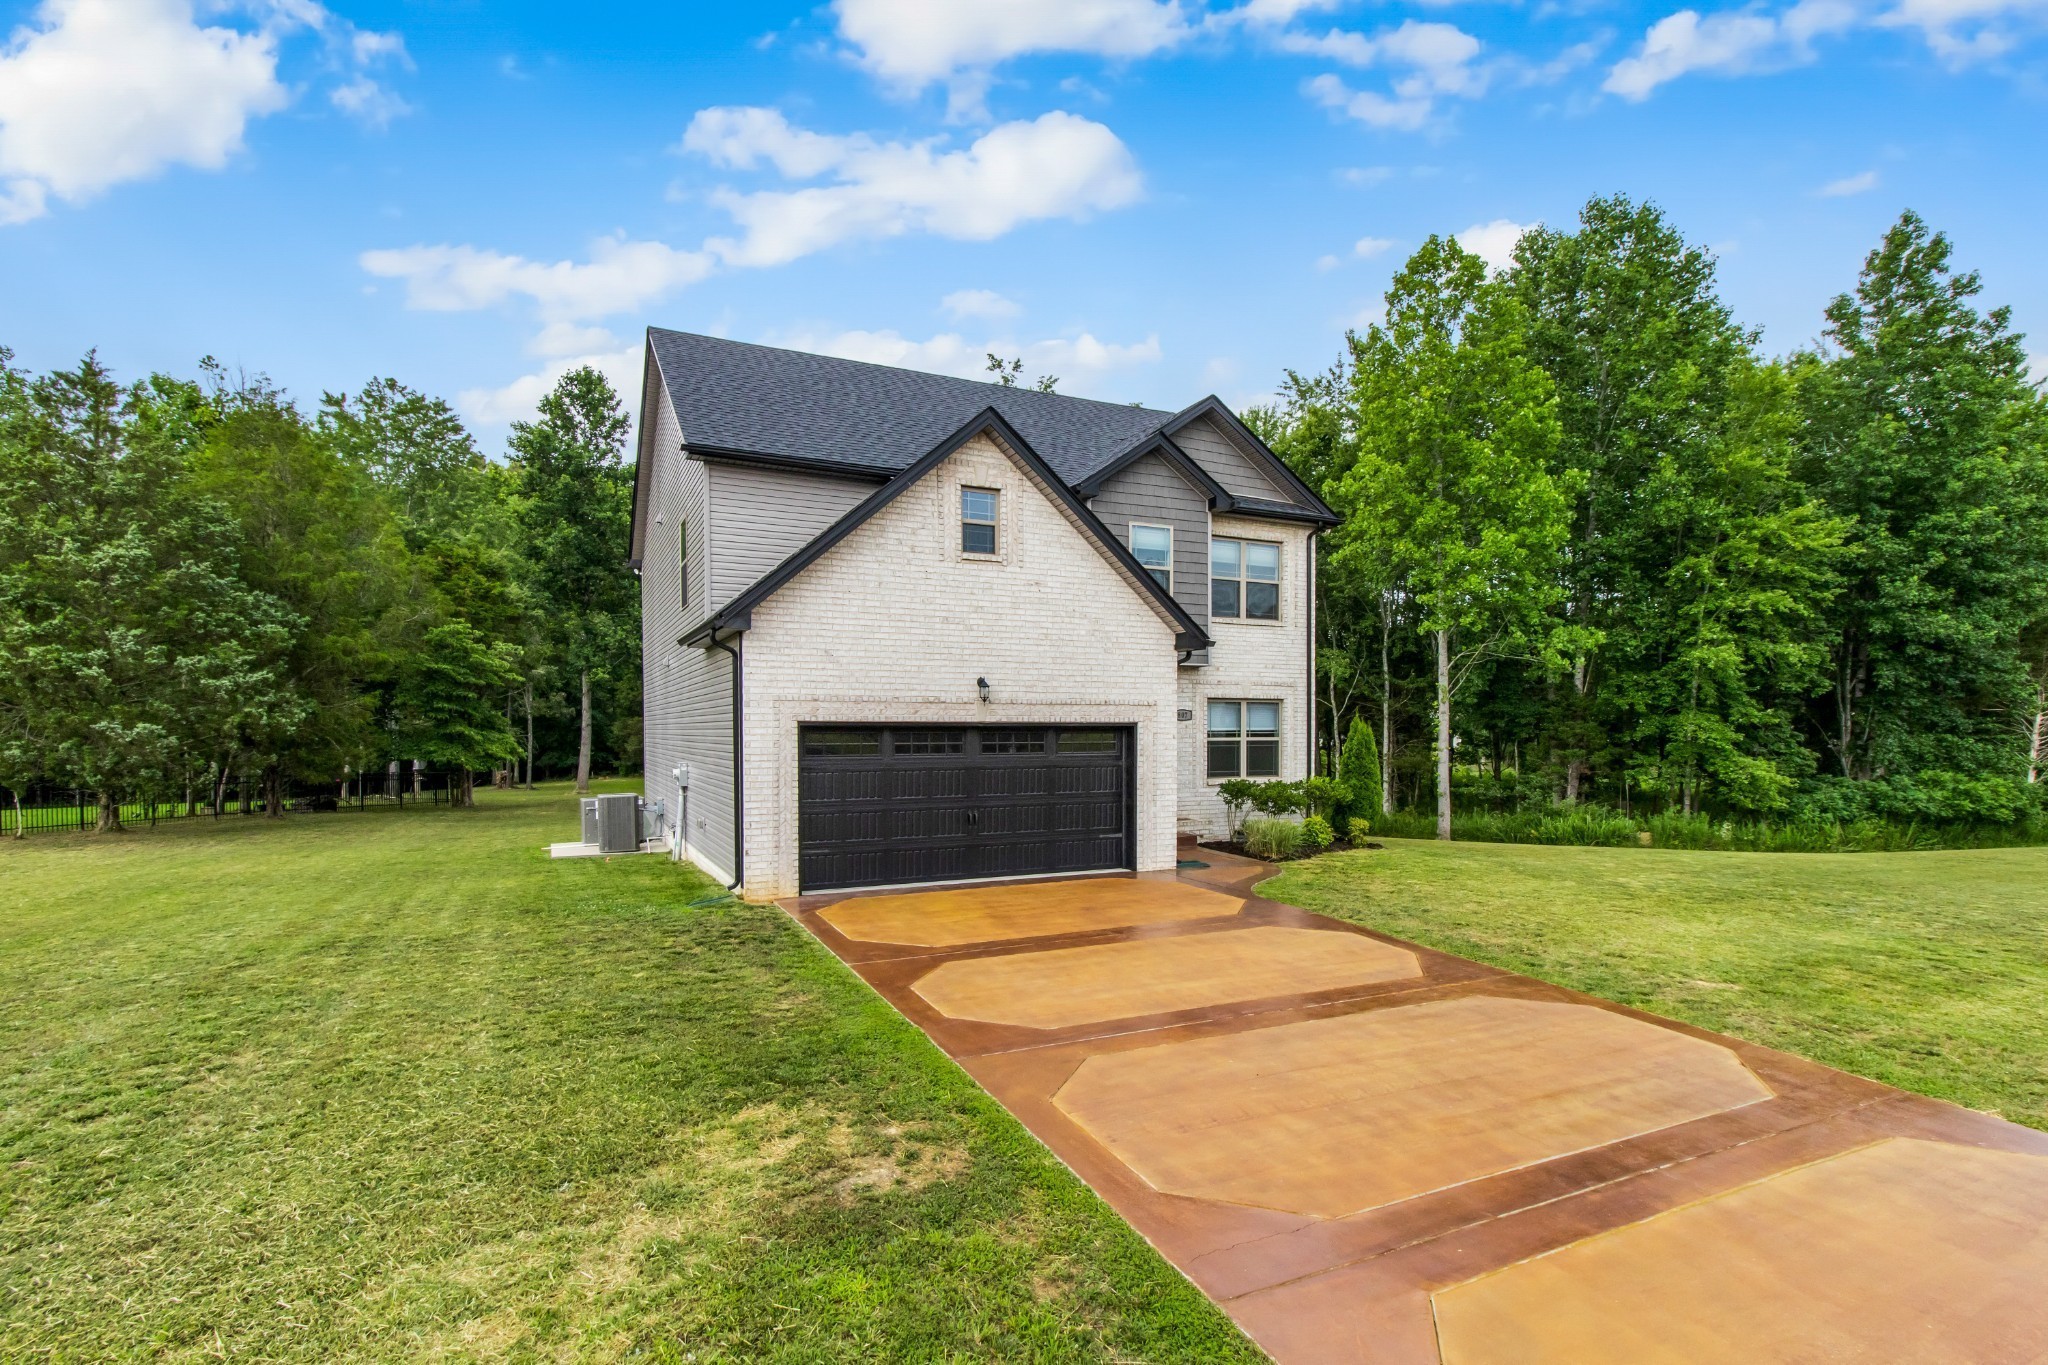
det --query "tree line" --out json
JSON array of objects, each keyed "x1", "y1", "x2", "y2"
[
  {"x1": 1250, "y1": 200, "x2": 2048, "y2": 837},
  {"x1": 0, "y1": 355, "x2": 640, "y2": 831}
]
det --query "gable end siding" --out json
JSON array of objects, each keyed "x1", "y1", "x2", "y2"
[
  {"x1": 707, "y1": 462, "x2": 875, "y2": 610},
  {"x1": 1173, "y1": 415, "x2": 1292, "y2": 504},
  {"x1": 1088, "y1": 450, "x2": 1210, "y2": 633}
]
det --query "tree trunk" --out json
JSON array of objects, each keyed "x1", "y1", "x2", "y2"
[
  {"x1": 2030, "y1": 684, "x2": 2045, "y2": 784},
  {"x1": 264, "y1": 764, "x2": 286, "y2": 819},
  {"x1": 1435, "y1": 629, "x2": 1452, "y2": 841},
  {"x1": 1380, "y1": 597, "x2": 1395, "y2": 816},
  {"x1": 576, "y1": 669, "x2": 593, "y2": 794},
  {"x1": 455, "y1": 768, "x2": 474, "y2": 808},
  {"x1": 524, "y1": 680, "x2": 535, "y2": 787},
  {"x1": 96, "y1": 789, "x2": 123, "y2": 833},
  {"x1": 212, "y1": 760, "x2": 229, "y2": 818},
  {"x1": 11, "y1": 787, "x2": 22, "y2": 839}
]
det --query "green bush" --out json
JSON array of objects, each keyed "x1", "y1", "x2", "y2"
[
  {"x1": 1339, "y1": 718, "x2": 1380, "y2": 816},
  {"x1": 1301, "y1": 814, "x2": 1334, "y2": 850},
  {"x1": 1217, "y1": 778, "x2": 1260, "y2": 837},
  {"x1": 1242, "y1": 816, "x2": 1304, "y2": 860},
  {"x1": 1348, "y1": 815, "x2": 1373, "y2": 843},
  {"x1": 1302, "y1": 775, "x2": 1353, "y2": 833}
]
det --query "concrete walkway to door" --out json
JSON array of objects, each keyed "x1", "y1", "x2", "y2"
[{"x1": 782, "y1": 849, "x2": 2048, "y2": 1364}]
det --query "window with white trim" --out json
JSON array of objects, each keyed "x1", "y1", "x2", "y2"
[
  {"x1": 1130, "y1": 523, "x2": 1172, "y2": 591},
  {"x1": 961, "y1": 487, "x2": 999, "y2": 554},
  {"x1": 677, "y1": 518, "x2": 689, "y2": 606},
  {"x1": 1211, "y1": 537, "x2": 1280, "y2": 620},
  {"x1": 1207, "y1": 699, "x2": 1280, "y2": 778}
]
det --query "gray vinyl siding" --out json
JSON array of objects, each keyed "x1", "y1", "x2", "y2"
[
  {"x1": 640, "y1": 376, "x2": 737, "y2": 880},
  {"x1": 1174, "y1": 415, "x2": 1291, "y2": 503},
  {"x1": 707, "y1": 462, "x2": 873, "y2": 610},
  {"x1": 1089, "y1": 451, "x2": 1210, "y2": 633}
]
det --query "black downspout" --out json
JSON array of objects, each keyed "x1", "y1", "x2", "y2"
[
  {"x1": 709, "y1": 632, "x2": 744, "y2": 892},
  {"x1": 1307, "y1": 529, "x2": 1319, "y2": 776}
]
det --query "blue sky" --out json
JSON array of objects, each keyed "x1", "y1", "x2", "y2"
[{"x1": 3, "y1": 0, "x2": 2044, "y2": 447}]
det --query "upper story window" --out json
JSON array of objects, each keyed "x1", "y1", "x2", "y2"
[
  {"x1": 677, "y1": 518, "x2": 689, "y2": 606},
  {"x1": 1130, "y1": 524, "x2": 1172, "y2": 591},
  {"x1": 1211, "y1": 537, "x2": 1280, "y2": 620},
  {"x1": 961, "y1": 487, "x2": 999, "y2": 555}
]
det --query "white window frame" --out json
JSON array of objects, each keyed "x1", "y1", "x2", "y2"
[
  {"x1": 1206, "y1": 698, "x2": 1281, "y2": 780},
  {"x1": 1130, "y1": 522, "x2": 1173, "y2": 593},
  {"x1": 961, "y1": 486, "x2": 1000, "y2": 557},
  {"x1": 677, "y1": 517, "x2": 689, "y2": 607},
  {"x1": 1211, "y1": 536, "x2": 1282, "y2": 623}
]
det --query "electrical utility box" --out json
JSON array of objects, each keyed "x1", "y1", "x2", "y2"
[
  {"x1": 580, "y1": 798, "x2": 601, "y2": 846},
  {"x1": 595, "y1": 792, "x2": 640, "y2": 854}
]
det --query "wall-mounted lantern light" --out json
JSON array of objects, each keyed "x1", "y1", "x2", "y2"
[{"x1": 977, "y1": 676, "x2": 990, "y2": 704}]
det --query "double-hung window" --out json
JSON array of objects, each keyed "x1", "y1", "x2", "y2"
[
  {"x1": 677, "y1": 518, "x2": 689, "y2": 606},
  {"x1": 1207, "y1": 700, "x2": 1280, "y2": 778},
  {"x1": 961, "y1": 487, "x2": 999, "y2": 554},
  {"x1": 1130, "y1": 524, "x2": 1172, "y2": 591},
  {"x1": 1211, "y1": 537, "x2": 1281, "y2": 620}
]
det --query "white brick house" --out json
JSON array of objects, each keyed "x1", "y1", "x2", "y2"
[{"x1": 630, "y1": 330, "x2": 1336, "y2": 900}]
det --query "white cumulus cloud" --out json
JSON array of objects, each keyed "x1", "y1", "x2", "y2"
[
  {"x1": 1355, "y1": 235, "x2": 1396, "y2": 257},
  {"x1": 359, "y1": 237, "x2": 716, "y2": 321},
  {"x1": 460, "y1": 342, "x2": 644, "y2": 429},
  {"x1": 0, "y1": 0, "x2": 288, "y2": 223},
  {"x1": 1456, "y1": 218, "x2": 1537, "y2": 272},
  {"x1": 0, "y1": 0, "x2": 412, "y2": 225},
  {"x1": 941, "y1": 288, "x2": 1021, "y2": 320},
  {"x1": 1877, "y1": 0, "x2": 2048, "y2": 64},
  {"x1": 1604, "y1": 0, "x2": 1859, "y2": 99},
  {"x1": 684, "y1": 108, "x2": 1143, "y2": 268},
  {"x1": 1300, "y1": 21, "x2": 1488, "y2": 131},
  {"x1": 831, "y1": 0, "x2": 1193, "y2": 92}
]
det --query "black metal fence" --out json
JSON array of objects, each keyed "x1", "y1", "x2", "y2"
[{"x1": 2, "y1": 768, "x2": 462, "y2": 836}]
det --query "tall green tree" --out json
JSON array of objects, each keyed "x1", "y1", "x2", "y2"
[
  {"x1": 1508, "y1": 196, "x2": 1761, "y2": 801},
  {"x1": 0, "y1": 355, "x2": 299, "y2": 829},
  {"x1": 1792, "y1": 211, "x2": 2048, "y2": 788},
  {"x1": 509, "y1": 367, "x2": 637, "y2": 793},
  {"x1": 1335, "y1": 236, "x2": 1574, "y2": 838},
  {"x1": 1607, "y1": 361, "x2": 1847, "y2": 813},
  {"x1": 191, "y1": 366, "x2": 410, "y2": 811},
  {"x1": 390, "y1": 621, "x2": 522, "y2": 806}
]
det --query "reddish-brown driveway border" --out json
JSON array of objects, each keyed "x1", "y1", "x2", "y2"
[{"x1": 781, "y1": 845, "x2": 2048, "y2": 1364}]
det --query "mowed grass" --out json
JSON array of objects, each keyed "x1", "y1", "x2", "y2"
[
  {"x1": 1263, "y1": 839, "x2": 2048, "y2": 1131},
  {"x1": 0, "y1": 784, "x2": 1259, "y2": 1363}
]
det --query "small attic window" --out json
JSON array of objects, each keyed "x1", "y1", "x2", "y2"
[{"x1": 961, "y1": 487, "x2": 999, "y2": 555}]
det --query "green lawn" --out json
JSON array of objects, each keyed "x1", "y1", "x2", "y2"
[
  {"x1": 1262, "y1": 839, "x2": 2048, "y2": 1132},
  {"x1": 0, "y1": 784, "x2": 1258, "y2": 1363}
]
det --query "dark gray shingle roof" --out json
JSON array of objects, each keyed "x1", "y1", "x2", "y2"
[{"x1": 647, "y1": 328, "x2": 1173, "y2": 486}]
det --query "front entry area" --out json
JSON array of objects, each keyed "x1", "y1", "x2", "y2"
[{"x1": 796, "y1": 725, "x2": 1133, "y2": 892}]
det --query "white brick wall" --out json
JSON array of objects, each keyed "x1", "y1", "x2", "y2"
[
  {"x1": 1176, "y1": 515, "x2": 1315, "y2": 839},
  {"x1": 737, "y1": 433, "x2": 1184, "y2": 900}
]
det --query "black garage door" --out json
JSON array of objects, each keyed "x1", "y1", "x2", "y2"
[{"x1": 798, "y1": 725, "x2": 1134, "y2": 892}]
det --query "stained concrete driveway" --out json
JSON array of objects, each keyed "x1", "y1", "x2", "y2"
[{"x1": 784, "y1": 849, "x2": 2048, "y2": 1364}]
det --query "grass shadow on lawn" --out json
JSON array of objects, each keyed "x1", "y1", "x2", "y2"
[
  {"x1": 0, "y1": 783, "x2": 1260, "y2": 1362},
  {"x1": 1260, "y1": 838, "x2": 2048, "y2": 1133}
]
